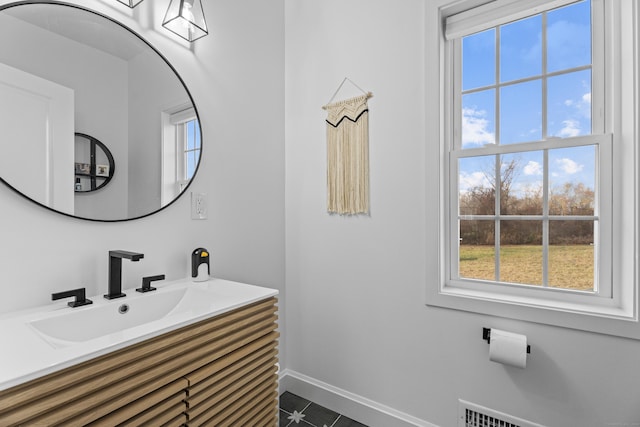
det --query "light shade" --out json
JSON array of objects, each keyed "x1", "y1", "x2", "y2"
[
  {"x1": 163, "y1": 0, "x2": 208, "y2": 42},
  {"x1": 116, "y1": 0, "x2": 144, "y2": 8}
]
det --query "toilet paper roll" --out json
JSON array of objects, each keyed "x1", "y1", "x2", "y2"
[{"x1": 489, "y1": 329, "x2": 527, "y2": 368}]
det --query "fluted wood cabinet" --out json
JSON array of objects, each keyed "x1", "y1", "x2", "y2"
[{"x1": 0, "y1": 297, "x2": 279, "y2": 426}]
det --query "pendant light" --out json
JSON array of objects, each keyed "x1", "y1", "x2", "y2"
[
  {"x1": 116, "y1": 0, "x2": 144, "y2": 8},
  {"x1": 162, "y1": 0, "x2": 208, "y2": 42}
]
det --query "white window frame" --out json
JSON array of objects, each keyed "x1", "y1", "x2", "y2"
[
  {"x1": 427, "y1": 0, "x2": 640, "y2": 339},
  {"x1": 172, "y1": 109, "x2": 200, "y2": 192},
  {"x1": 161, "y1": 105, "x2": 200, "y2": 205}
]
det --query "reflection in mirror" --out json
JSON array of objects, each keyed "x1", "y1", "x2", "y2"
[
  {"x1": 74, "y1": 133, "x2": 115, "y2": 194},
  {"x1": 0, "y1": 2, "x2": 201, "y2": 221}
]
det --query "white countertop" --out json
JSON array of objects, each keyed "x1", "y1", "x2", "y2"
[{"x1": 0, "y1": 278, "x2": 278, "y2": 391}]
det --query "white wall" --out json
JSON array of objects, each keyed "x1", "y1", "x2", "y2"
[
  {"x1": 0, "y1": 0, "x2": 285, "y2": 362},
  {"x1": 285, "y1": 1, "x2": 640, "y2": 426}
]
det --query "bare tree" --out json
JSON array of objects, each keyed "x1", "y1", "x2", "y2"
[{"x1": 460, "y1": 157, "x2": 521, "y2": 216}]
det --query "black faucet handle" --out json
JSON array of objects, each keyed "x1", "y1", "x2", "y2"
[
  {"x1": 52, "y1": 288, "x2": 93, "y2": 308},
  {"x1": 136, "y1": 274, "x2": 165, "y2": 293}
]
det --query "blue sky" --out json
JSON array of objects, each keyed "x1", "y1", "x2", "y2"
[
  {"x1": 186, "y1": 119, "x2": 201, "y2": 179},
  {"x1": 458, "y1": 0, "x2": 594, "y2": 201}
]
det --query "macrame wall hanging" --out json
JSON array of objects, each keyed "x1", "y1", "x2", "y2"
[{"x1": 322, "y1": 78, "x2": 373, "y2": 215}]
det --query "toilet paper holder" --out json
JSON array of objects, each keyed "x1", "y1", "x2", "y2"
[{"x1": 483, "y1": 328, "x2": 530, "y2": 354}]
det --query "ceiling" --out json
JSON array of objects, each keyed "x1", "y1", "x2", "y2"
[{"x1": 4, "y1": 4, "x2": 147, "y2": 61}]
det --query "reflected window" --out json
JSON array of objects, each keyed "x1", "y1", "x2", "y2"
[
  {"x1": 162, "y1": 106, "x2": 201, "y2": 204},
  {"x1": 177, "y1": 116, "x2": 201, "y2": 191}
]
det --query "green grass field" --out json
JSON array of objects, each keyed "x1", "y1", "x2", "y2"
[{"x1": 459, "y1": 245, "x2": 594, "y2": 291}]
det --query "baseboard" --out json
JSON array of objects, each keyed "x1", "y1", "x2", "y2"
[{"x1": 279, "y1": 369, "x2": 438, "y2": 427}]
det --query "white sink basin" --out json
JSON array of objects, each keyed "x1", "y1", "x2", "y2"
[
  {"x1": 29, "y1": 287, "x2": 188, "y2": 347},
  {"x1": 0, "y1": 278, "x2": 278, "y2": 391}
]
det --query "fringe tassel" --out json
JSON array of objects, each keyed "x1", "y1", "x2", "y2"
[{"x1": 325, "y1": 95, "x2": 370, "y2": 215}]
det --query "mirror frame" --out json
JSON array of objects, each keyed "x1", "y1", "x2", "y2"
[{"x1": 0, "y1": 0, "x2": 203, "y2": 222}]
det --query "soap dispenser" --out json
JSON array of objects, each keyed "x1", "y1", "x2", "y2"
[{"x1": 192, "y1": 248, "x2": 210, "y2": 282}]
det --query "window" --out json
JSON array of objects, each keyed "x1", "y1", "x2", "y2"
[
  {"x1": 429, "y1": 0, "x2": 640, "y2": 337},
  {"x1": 161, "y1": 106, "x2": 201, "y2": 204},
  {"x1": 176, "y1": 116, "x2": 202, "y2": 191},
  {"x1": 452, "y1": 0, "x2": 609, "y2": 294}
]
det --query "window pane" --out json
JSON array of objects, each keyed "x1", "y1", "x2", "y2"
[
  {"x1": 459, "y1": 220, "x2": 495, "y2": 281},
  {"x1": 548, "y1": 69, "x2": 591, "y2": 138},
  {"x1": 549, "y1": 220, "x2": 594, "y2": 290},
  {"x1": 459, "y1": 155, "x2": 495, "y2": 215},
  {"x1": 500, "y1": 220, "x2": 542, "y2": 285},
  {"x1": 462, "y1": 89, "x2": 495, "y2": 148},
  {"x1": 187, "y1": 120, "x2": 196, "y2": 150},
  {"x1": 547, "y1": 0, "x2": 591, "y2": 73},
  {"x1": 462, "y1": 29, "x2": 495, "y2": 91},
  {"x1": 500, "y1": 80, "x2": 542, "y2": 144},
  {"x1": 500, "y1": 152, "x2": 543, "y2": 215},
  {"x1": 500, "y1": 15, "x2": 542, "y2": 83},
  {"x1": 195, "y1": 120, "x2": 201, "y2": 149},
  {"x1": 549, "y1": 145, "x2": 595, "y2": 216},
  {"x1": 187, "y1": 150, "x2": 198, "y2": 179}
]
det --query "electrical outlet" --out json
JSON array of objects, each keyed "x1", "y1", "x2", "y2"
[{"x1": 191, "y1": 192, "x2": 207, "y2": 220}]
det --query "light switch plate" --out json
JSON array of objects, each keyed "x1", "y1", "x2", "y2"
[{"x1": 191, "y1": 192, "x2": 207, "y2": 220}]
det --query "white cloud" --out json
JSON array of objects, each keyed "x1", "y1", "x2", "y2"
[
  {"x1": 575, "y1": 90, "x2": 591, "y2": 120},
  {"x1": 523, "y1": 160, "x2": 543, "y2": 176},
  {"x1": 459, "y1": 171, "x2": 490, "y2": 193},
  {"x1": 558, "y1": 119, "x2": 581, "y2": 138},
  {"x1": 462, "y1": 107, "x2": 495, "y2": 148},
  {"x1": 563, "y1": 88, "x2": 590, "y2": 110},
  {"x1": 557, "y1": 90, "x2": 591, "y2": 136},
  {"x1": 557, "y1": 157, "x2": 583, "y2": 174}
]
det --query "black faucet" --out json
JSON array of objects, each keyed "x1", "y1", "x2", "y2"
[
  {"x1": 52, "y1": 287, "x2": 93, "y2": 308},
  {"x1": 105, "y1": 250, "x2": 144, "y2": 300}
]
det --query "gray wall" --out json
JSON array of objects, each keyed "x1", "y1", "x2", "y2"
[{"x1": 284, "y1": 0, "x2": 640, "y2": 426}]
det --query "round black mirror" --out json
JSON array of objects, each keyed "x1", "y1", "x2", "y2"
[{"x1": 0, "y1": 2, "x2": 202, "y2": 221}]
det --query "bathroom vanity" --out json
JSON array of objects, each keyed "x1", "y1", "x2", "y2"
[{"x1": 0, "y1": 279, "x2": 279, "y2": 426}]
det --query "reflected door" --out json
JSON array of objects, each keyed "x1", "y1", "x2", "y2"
[{"x1": 0, "y1": 62, "x2": 74, "y2": 214}]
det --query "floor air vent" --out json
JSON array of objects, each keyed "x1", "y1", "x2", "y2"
[{"x1": 459, "y1": 400, "x2": 545, "y2": 427}]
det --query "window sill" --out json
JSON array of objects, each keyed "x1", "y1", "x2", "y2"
[{"x1": 426, "y1": 282, "x2": 640, "y2": 340}]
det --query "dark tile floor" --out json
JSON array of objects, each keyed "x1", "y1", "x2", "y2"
[{"x1": 279, "y1": 391, "x2": 368, "y2": 427}]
